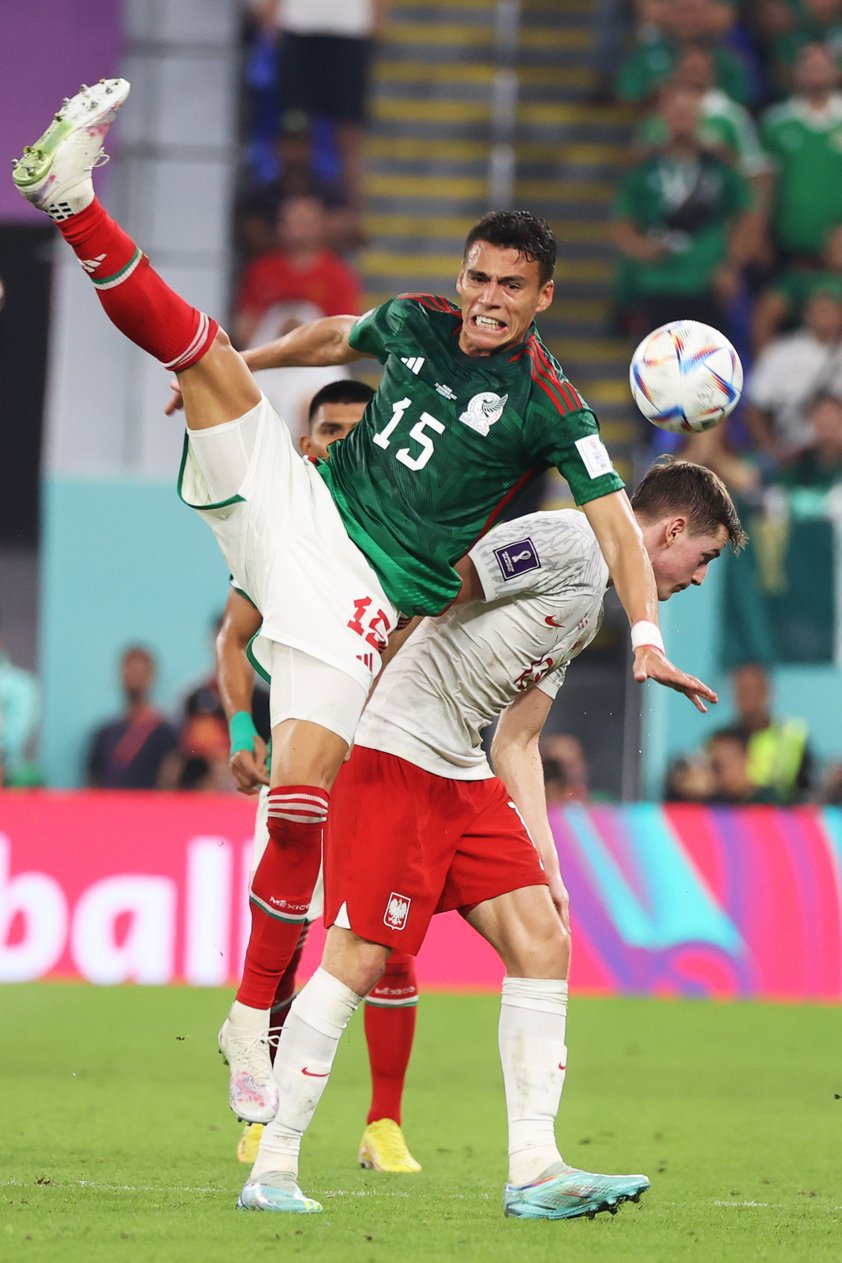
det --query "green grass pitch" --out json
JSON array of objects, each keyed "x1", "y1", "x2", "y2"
[{"x1": 1, "y1": 983, "x2": 839, "y2": 1263}]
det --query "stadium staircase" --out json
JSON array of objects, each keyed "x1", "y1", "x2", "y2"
[{"x1": 362, "y1": 0, "x2": 638, "y2": 496}]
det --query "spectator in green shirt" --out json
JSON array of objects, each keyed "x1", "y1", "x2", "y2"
[
  {"x1": 760, "y1": 42, "x2": 842, "y2": 260},
  {"x1": 610, "y1": 82, "x2": 754, "y2": 337},
  {"x1": 637, "y1": 45, "x2": 773, "y2": 188},
  {"x1": 616, "y1": 0, "x2": 751, "y2": 105},
  {"x1": 765, "y1": 0, "x2": 842, "y2": 98}
]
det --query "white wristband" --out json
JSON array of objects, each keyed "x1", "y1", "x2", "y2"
[{"x1": 631, "y1": 620, "x2": 665, "y2": 655}]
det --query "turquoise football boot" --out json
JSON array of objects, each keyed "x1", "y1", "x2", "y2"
[
  {"x1": 237, "y1": 1170, "x2": 322, "y2": 1214},
  {"x1": 504, "y1": 1163, "x2": 650, "y2": 1220}
]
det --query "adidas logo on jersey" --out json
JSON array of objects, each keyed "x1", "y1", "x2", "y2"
[
  {"x1": 400, "y1": 355, "x2": 425, "y2": 375},
  {"x1": 79, "y1": 253, "x2": 107, "y2": 274}
]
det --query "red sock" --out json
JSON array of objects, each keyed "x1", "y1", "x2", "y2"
[
  {"x1": 365, "y1": 951, "x2": 418, "y2": 1126},
  {"x1": 57, "y1": 198, "x2": 217, "y2": 369},
  {"x1": 267, "y1": 923, "x2": 309, "y2": 1065},
  {"x1": 236, "y1": 786, "x2": 327, "y2": 1010}
]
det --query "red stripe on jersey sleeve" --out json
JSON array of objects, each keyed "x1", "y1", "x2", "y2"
[
  {"x1": 535, "y1": 343, "x2": 584, "y2": 412},
  {"x1": 396, "y1": 292, "x2": 457, "y2": 314},
  {"x1": 526, "y1": 339, "x2": 585, "y2": 415},
  {"x1": 525, "y1": 344, "x2": 570, "y2": 414}
]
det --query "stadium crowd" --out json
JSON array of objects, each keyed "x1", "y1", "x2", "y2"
[
  {"x1": 606, "y1": 0, "x2": 842, "y2": 803},
  {"x1": 610, "y1": 1, "x2": 842, "y2": 503}
]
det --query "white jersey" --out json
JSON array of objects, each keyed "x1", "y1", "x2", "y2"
[{"x1": 356, "y1": 511, "x2": 610, "y2": 778}]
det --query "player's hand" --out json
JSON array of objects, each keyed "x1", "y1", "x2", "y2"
[
  {"x1": 547, "y1": 873, "x2": 570, "y2": 934},
  {"x1": 633, "y1": 646, "x2": 718, "y2": 713},
  {"x1": 164, "y1": 379, "x2": 184, "y2": 415},
  {"x1": 230, "y1": 740, "x2": 270, "y2": 795}
]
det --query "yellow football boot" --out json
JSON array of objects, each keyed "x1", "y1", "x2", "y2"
[{"x1": 358, "y1": 1119, "x2": 422, "y2": 1173}]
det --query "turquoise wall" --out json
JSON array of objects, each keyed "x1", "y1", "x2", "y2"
[
  {"x1": 40, "y1": 477, "x2": 842, "y2": 793},
  {"x1": 643, "y1": 558, "x2": 842, "y2": 797},
  {"x1": 41, "y1": 477, "x2": 229, "y2": 787}
]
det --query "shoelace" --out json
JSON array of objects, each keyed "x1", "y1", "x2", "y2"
[{"x1": 231, "y1": 1032, "x2": 274, "y2": 1083}]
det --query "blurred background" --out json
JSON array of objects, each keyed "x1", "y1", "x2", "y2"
[{"x1": 1, "y1": 0, "x2": 841, "y2": 998}]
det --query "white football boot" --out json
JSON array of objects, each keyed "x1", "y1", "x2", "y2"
[
  {"x1": 218, "y1": 1006, "x2": 279, "y2": 1124},
  {"x1": 12, "y1": 78, "x2": 130, "y2": 220}
]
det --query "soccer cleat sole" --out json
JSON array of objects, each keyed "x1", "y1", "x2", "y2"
[{"x1": 11, "y1": 79, "x2": 129, "y2": 199}]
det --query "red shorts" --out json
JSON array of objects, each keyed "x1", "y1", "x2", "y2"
[{"x1": 323, "y1": 745, "x2": 548, "y2": 955}]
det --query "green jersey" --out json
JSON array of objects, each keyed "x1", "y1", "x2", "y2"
[
  {"x1": 760, "y1": 96, "x2": 842, "y2": 255},
  {"x1": 613, "y1": 152, "x2": 751, "y2": 298},
  {"x1": 616, "y1": 36, "x2": 750, "y2": 106},
  {"x1": 638, "y1": 90, "x2": 770, "y2": 179},
  {"x1": 315, "y1": 294, "x2": 624, "y2": 616}
]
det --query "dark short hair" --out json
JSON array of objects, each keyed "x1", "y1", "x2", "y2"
[
  {"x1": 307, "y1": 379, "x2": 374, "y2": 426},
  {"x1": 463, "y1": 211, "x2": 557, "y2": 286},
  {"x1": 631, "y1": 457, "x2": 747, "y2": 553}
]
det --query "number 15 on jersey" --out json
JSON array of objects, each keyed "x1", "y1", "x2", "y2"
[{"x1": 373, "y1": 397, "x2": 445, "y2": 472}]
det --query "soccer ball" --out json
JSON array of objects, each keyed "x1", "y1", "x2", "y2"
[{"x1": 629, "y1": 320, "x2": 743, "y2": 434}]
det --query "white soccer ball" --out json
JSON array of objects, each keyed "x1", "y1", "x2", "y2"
[{"x1": 629, "y1": 320, "x2": 743, "y2": 434}]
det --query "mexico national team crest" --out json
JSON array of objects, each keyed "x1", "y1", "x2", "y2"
[
  {"x1": 384, "y1": 892, "x2": 411, "y2": 931},
  {"x1": 459, "y1": 391, "x2": 508, "y2": 436}
]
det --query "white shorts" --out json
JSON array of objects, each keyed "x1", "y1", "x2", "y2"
[
  {"x1": 179, "y1": 395, "x2": 398, "y2": 697},
  {"x1": 267, "y1": 642, "x2": 368, "y2": 748},
  {"x1": 251, "y1": 784, "x2": 325, "y2": 922}
]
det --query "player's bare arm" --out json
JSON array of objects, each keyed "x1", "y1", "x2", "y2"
[
  {"x1": 582, "y1": 490, "x2": 717, "y2": 713},
  {"x1": 164, "y1": 316, "x2": 366, "y2": 415},
  {"x1": 216, "y1": 588, "x2": 268, "y2": 795},
  {"x1": 490, "y1": 687, "x2": 569, "y2": 931},
  {"x1": 243, "y1": 314, "x2": 364, "y2": 371}
]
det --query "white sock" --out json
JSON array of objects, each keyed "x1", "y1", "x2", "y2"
[
  {"x1": 250, "y1": 967, "x2": 363, "y2": 1180},
  {"x1": 499, "y1": 976, "x2": 569, "y2": 1187}
]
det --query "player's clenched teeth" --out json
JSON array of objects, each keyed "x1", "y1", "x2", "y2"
[{"x1": 474, "y1": 315, "x2": 506, "y2": 329}]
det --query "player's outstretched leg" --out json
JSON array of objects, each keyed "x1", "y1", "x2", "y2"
[
  {"x1": 358, "y1": 951, "x2": 421, "y2": 1173},
  {"x1": 12, "y1": 79, "x2": 218, "y2": 372}
]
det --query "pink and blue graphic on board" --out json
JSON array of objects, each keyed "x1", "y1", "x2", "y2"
[
  {"x1": 1, "y1": 796, "x2": 840, "y2": 999},
  {"x1": 552, "y1": 803, "x2": 842, "y2": 1001}
]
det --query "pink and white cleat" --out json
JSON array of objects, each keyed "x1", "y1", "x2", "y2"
[
  {"x1": 218, "y1": 1009, "x2": 278, "y2": 1124},
  {"x1": 12, "y1": 78, "x2": 130, "y2": 220}
]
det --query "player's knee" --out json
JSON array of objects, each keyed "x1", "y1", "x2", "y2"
[
  {"x1": 507, "y1": 921, "x2": 569, "y2": 979},
  {"x1": 347, "y1": 943, "x2": 388, "y2": 996}
]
